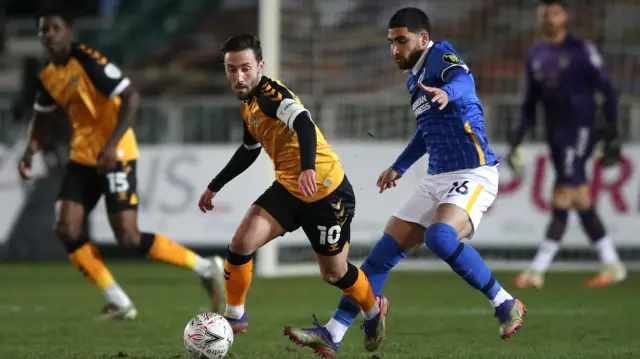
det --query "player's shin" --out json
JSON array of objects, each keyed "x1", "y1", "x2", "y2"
[
  {"x1": 138, "y1": 232, "x2": 211, "y2": 276},
  {"x1": 328, "y1": 232, "x2": 406, "y2": 339},
  {"x1": 331, "y1": 263, "x2": 379, "y2": 319},
  {"x1": 424, "y1": 223, "x2": 513, "y2": 307},
  {"x1": 577, "y1": 208, "x2": 620, "y2": 265},
  {"x1": 65, "y1": 238, "x2": 132, "y2": 309},
  {"x1": 223, "y1": 250, "x2": 253, "y2": 319},
  {"x1": 531, "y1": 207, "x2": 567, "y2": 273}
]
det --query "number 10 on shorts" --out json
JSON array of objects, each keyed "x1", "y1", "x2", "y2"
[{"x1": 317, "y1": 225, "x2": 341, "y2": 245}]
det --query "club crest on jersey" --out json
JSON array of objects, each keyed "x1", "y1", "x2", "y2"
[
  {"x1": 443, "y1": 53, "x2": 461, "y2": 64},
  {"x1": 558, "y1": 55, "x2": 570, "y2": 68},
  {"x1": 250, "y1": 113, "x2": 259, "y2": 127}
]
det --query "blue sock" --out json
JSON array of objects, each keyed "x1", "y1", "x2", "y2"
[
  {"x1": 330, "y1": 233, "x2": 407, "y2": 328},
  {"x1": 424, "y1": 223, "x2": 502, "y2": 300}
]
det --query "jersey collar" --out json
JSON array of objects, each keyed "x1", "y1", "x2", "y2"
[{"x1": 410, "y1": 40, "x2": 434, "y2": 75}]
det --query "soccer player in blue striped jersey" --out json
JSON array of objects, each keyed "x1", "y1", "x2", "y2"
[{"x1": 283, "y1": 8, "x2": 526, "y2": 357}]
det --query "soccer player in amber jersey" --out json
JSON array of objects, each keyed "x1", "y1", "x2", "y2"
[
  {"x1": 509, "y1": 0, "x2": 626, "y2": 289},
  {"x1": 197, "y1": 34, "x2": 386, "y2": 355},
  {"x1": 18, "y1": 7, "x2": 224, "y2": 320}
]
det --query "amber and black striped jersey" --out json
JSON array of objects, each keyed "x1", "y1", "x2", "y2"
[
  {"x1": 240, "y1": 76, "x2": 344, "y2": 202},
  {"x1": 33, "y1": 43, "x2": 139, "y2": 166}
]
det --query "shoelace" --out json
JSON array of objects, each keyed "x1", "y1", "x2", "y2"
[{"x1": 312, "y1": 314, "x2": 322, "y2": 328}]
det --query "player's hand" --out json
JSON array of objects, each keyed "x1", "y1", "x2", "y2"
[
  {"x1": 600, "y1": 139, "x2": 622, "y2": 168},
  {"x1": 377, "y1": 167, "x2": 402, "y2": 193},
  {"x1": 299, "y1": 169, "x2": 318, "y2": 197},
  {"x1": 600, "y1": 123, "x2": 622, "y2": 168},
  {"x1": 198, "y1": 188, "x2": 217, "y2": 213},
  {"x1": 96, "y1": 144, "x2": 118, "y2": 174},
  {"x1": 17, "y1": 154, "x2": 33, "y2": 180},
  {"x1": 507, "y1": 147, "x2": 524, "y2": 177},
  {"x1": 417, "y1": 83, "x2": 449, "y2": 110}
]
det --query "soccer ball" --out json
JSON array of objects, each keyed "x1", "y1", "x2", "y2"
[{"x1": 183, "y1": 312, "x2": 234, "y2": 359}]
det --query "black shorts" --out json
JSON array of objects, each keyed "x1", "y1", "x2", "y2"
[
  {"x1": 58, "y1": 160, "x2": 138, "y2": 214},
  {"x1": 254, "y1": 176, "x2": 356, "y2": 256}
]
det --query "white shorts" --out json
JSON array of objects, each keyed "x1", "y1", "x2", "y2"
[{"x1": 393, "y1": 165, "x2": 499, "y2": 237}]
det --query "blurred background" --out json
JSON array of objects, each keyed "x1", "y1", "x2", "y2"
[{"x1": 1, "y1": 0, "x2": 639, "y2": 275}]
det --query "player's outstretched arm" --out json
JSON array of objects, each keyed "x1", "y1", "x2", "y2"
[
  {"x1": 207, "y1": 122, "x2": 262, "y2": 194},
  {"x1": 441, "y1": 67, "x2": 474, "y2": 103},
  {"x1": 391, "y1": 128, "x2": 427, "y2": 176}
]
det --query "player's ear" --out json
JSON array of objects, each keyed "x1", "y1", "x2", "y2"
[
  {"x1": 258, "y1": 60, "x2": 265, "y2": 74},
  {"x1": 421, "y1": 32, "x2": 429, "y2": 47}
]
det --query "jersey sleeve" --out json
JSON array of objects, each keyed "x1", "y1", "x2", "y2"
[
  {"x1": 242, "y1": 121, "x2": 261, "y2": 150},
  {"x1": 257, "y1": 80, "x2": 310, "y2": 130},
  {"x1": 582, "y1": 41, "x2": 618, "y2": 123},
  {"x1": 33, "y1": 78, "x2": 57, "y2": 113},
  {"x1": 74, "y1": 45, "x2": 131, "y2": 98}
]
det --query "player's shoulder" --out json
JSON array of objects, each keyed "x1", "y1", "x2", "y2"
[
  {"x1": 70, "y1": 43, "x2": 110, "y2": 67},
  {"x1": 426, "y1": 40, "x2": 465, "y2": 70},
  {"x1": 256, "y1": 76, "x2": 298, "y2": 117},
  {"x1": 567, "y1": 34, "x2": 599, "y2": 55}
]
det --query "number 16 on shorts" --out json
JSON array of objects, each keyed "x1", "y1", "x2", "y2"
[{"x1": 442, "y1": 180, "x2": 486, "y2": 213}]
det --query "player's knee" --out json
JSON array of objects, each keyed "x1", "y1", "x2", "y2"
[
  {"x1": 424, "y1": 222, "x2": 459, "y2": 259},
  {"x1": 114, "y1": 228, "x2": 141, "y2": 248},
  {"x1": 54, "y1": 219, "x2": 83, "y2": 243},
  {"x1": 228, "y1": 240, "x2": 253, "y2": 256}
]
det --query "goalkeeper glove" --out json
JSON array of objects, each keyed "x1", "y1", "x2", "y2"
[{"x1": 600, "y1": 123, "x2": 622, "y2": 167}]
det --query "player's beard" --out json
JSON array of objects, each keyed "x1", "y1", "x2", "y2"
[
  {"x1": 400, "y1": 48, "x2": 425, "y2": 70},
  {"x1": 235, "y1": 74, "x2": 261, "y2": 101}
]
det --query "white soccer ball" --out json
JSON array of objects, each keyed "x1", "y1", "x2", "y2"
[{"x1": 183, "y1": 312, "x2": 234, "y2": 359}]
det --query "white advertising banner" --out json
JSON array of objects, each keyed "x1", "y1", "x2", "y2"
[
  {"x1": 87, "y1": 143, "x2": 640, "y2": 248},
  {"x1": 89, "y1": 145, "x2": 275, "y2": 245}
]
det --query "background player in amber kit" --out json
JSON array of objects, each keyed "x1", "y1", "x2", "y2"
[
  {"x1": 17, "y1": 7, "x2": 224, "y2": 320},
  {"x1": 509, "y1": 0, "x2": 626, "y2": 289},
  {"x1": 198, "y1": 34, "x2": 386, "y2": 356}
]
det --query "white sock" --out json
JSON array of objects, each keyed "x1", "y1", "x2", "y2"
[
  {"x1": 103, "y1": 283, "x2": 133, "y2": 308},
  {"x1": 361, "y1": 303, "x2": 380, "y2": 320},
  {"x1": 325, "y1": 318, "x2": 349, "y2": 343},
  {"x1": 489, "y1": 288, "x2": 513, "y2": 308},
  {"x1": 193, "y1": 256, "x2": 213, "y2": 277},
  {"x1": 224, "y1": 304, "x2": 244, "y2": 319},
  {"x1": 593, "y1": 236, "x2": 620, "y2": 265},
  {"x1": 531, "y1": 239, "x2": 560, "y2": 273}
]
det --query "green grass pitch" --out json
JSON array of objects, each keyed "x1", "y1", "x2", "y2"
[{"x1": 0, "y1": 261, "x2": 638, "y2": 359}]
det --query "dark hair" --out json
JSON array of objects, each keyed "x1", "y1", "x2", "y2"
[
  {"x1": 539, "y1": 0, "x2": 567, "y2": 8},
  {"x1": 220, "y1": 34, "x2": 263, "y2": 62},
  {"x1": 388, "y1": 7, "x2": 431, "y2": 33},
  {"x1": 35, "y1": 5, "x2": 74, "y2": 28}
]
